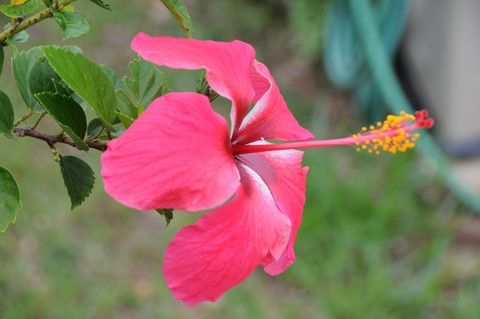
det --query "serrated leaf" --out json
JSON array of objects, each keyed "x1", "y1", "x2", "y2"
[
  {"x1": 28, "y1": 58, "x2": 61, "y2": 96},
  {"x1": 155, "y1": 208, "x2": 174, "y2": 226},
  {"x1": 12, "y1": 47, "x2": 43, "y2": 109},
  {"x1": 0, "y1": 166, "x2": 21, "y2": 232},
  {"x1": 59, "y1": 156, "x2": 94, "y2": 209},
  {"x1": 89, "y1": 0, "x2": 111, "y2": 11},
  {"x1": 123, "y1": 57, "x2": 168, "y2": 108},
  {"x1": 42, "y1": 46, "x2": 117, "y2": 130},
  {"x1": 0, "y1": 90, "x2": 15, "y2": 138},
  {"x1": 102, "y1": 65, "x2": 125, "y2": 90},
  {"x1": 59, "y1": 45, "x2": 83, "y2": 54},
  {"x1": 35, "y1": 92, "x2": 88, "y2": 151},
  {"x1": 160, "y1": 0, "x2": 194, "y2": 38},
  {"x1": 52, "y1": 9, "x2": 91, "y2": 40}
]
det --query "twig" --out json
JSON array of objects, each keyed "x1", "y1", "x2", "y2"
[
  {"x1": 0, "y1": 0, "x2": 78, "y2": 46},
  {"x1": 13, "y1": 127, "x2": 107, "y2": 151}
]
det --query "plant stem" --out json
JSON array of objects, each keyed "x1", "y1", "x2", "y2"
[
  {"x1": 0, "y1": 0, "x2": 78, "y2": 46},
  {"x1": 13, "y1": 127, "x2": 107, "y2": 151},
  {"x1": 13, "y1": 109, "x2": 34, "y2": 126},
  {"x1": 31, "y1": 111, "x2": 47, "y2": 130}
]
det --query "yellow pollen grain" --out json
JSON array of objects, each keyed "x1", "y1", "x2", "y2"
[{"x1": 353, "y1": 111, "x2": 422, "y2": 155}]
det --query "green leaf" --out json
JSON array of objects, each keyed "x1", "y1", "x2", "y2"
[
  {"x1": 59, "y1": 156, "x2": 95, "y2": 209},
  {"x1": 12, "y1": 47, "x2": 43, "y2": 109},
  {"x1": 28, "y1": 58, "x2": 61, "y2": 96},
  {"x1": 115, "y1": 111, "x2": 134, "y2": 129},
  {"x1": 102, "y1": 65, "x2": 125, "y2": 90},
  {"x1": 42, "y1": 0, "x2": 53, "y2": 8},
  {"x1": 52, "y1": 78, "x2": 73, "y2": 96},
  {"x1": 21, "y1": 0, "x2": 43, "y2": 15},
  {"x1": 10, "y1": 30, "x2": 29, "y2": 44},
  {"x1": 160, "y1": 0, "x2": 194, "y2": 38},
  {"x1": 0, "y1": 5, "x2": 22, "y2": 18},
  {"x1": 0, "y1": 166, "x2": 21, "y2": 232},
  {"x1": 89, "y1": 0, "x2": 111, "y2": 11},
  {"x1": 0, "y1": 46, "x2": 4, "y2": 75},
  {"x1": 52, "y1": 9, "x2": 91, "y2": 40},
  {"x1": 123, "y1": 57, "x2": 168, "y2": 108},
  {"x1": 137, "y1": 104, "x2": 145, "y2": 117},
  {"x1": 115, "y1": 89, "x2": 137, "y2": 129},
  {"x1": 155, "y1": 208, "x2": 174, "y2": 226},
  {"x1": 42, "y1": 46, "x2": 117, "y2": 130},
  {"x1": 86, "y1": 118, "x2": 104, "y2": 137},
  {"x1": 0, "y1": 90, "x2": 15, "y2": 138},
  {"x1": 196, "y1": 72, "x2": 218, "y2": 102},
  {"x1": 35, "y1": 92, "x2": 89, "y2": 151},
  {"x1": 59, "y1": 45, "x2": 83, "y2": 55},
  {"x1": 116, "y1": 89, "x2": 136, "y2": 118}
]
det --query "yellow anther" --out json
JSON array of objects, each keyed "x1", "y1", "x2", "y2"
[{"x1": 352, "y1": 111, "x2": 423, "y2": 155}]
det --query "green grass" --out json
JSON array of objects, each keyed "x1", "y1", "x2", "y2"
[
  {"x1": 2, "y1": 137, "x2": 480, "y2": 318},
  {"x1": 2, "y1": 1, "x2": 480, "y2": 318}
]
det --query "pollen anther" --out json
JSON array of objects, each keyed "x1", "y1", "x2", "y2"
[{"x1": 352, "y1": 110, "x2": 434, "y2": 155}]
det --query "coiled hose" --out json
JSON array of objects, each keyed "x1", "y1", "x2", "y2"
[{"x1": 323, "y1": 0, "x2": 480, "y2": 211}]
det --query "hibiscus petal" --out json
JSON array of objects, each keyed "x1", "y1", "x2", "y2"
[
  {"x1": 238, "y1": 148, "x2": 308, "y2": 275},
  {"x1": 163, "y1": 164, "x2": 291, "y2": 306},
  {"x1": 131, "y1": 33, "x2": 255, "y2": 134},
  {"x1": 101, "y1": 92, "x2": 240, "y2": 211},
  {"x1": 233, "y1": 61, "x2": 314, "y2": 144}
]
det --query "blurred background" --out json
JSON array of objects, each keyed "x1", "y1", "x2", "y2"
[{"x1": 1, "y1": 0, "x2": 480, "y2": 318}]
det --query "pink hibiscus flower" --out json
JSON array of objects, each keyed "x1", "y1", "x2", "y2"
[{"x1": 101, "y1": 33, "x2": 433, "y2": 306}]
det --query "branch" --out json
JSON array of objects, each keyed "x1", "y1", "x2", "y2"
[
  {"x1": 0, "y1": 0, "x2": 77, "y2": 46},
  {"x1": 13, "y1": 127, "x2": 107, "y2": 151}
]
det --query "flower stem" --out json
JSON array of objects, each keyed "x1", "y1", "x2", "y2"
[
  {"x1": 233, "y1": 137, "x2": 356, "y2": 155},
  {"x1": 233, "y1": 111, "x2": 434, "y2": 155}
]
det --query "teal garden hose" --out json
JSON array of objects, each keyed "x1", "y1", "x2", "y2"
[{"x1": 323, "y1": 0, "x2": 480, "y2": 211}]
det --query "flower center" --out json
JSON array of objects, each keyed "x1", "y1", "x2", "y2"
[{"x1": 232, "y1": 110, "x2": 434, "y2": 155}]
